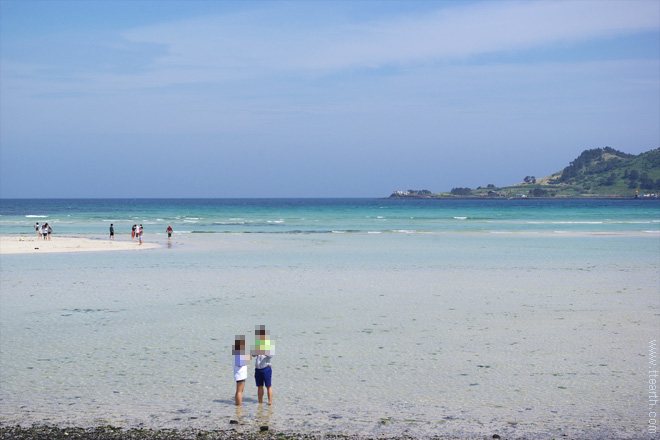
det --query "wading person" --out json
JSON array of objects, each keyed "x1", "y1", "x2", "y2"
[
  {"x1": 251, "y1": 325, "x2": 274, "y2": 405},
  {"x1": 233, "y1": 335, "x2": 249, "y2": 405}
]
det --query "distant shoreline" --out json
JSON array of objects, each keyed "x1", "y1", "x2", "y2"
[{"x1": 385, "y1": 195, "x2": 653, "y2": 200}]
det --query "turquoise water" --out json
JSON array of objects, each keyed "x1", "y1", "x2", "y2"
[
  {"x1": 1, "y1": 199, "x2": 659, "y2": 439},
  {"x1": 1, "y1": 198, "x2": 659, "y2": 235}
]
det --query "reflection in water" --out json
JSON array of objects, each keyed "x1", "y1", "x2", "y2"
[
  {"x1": 255, "y1": 403, "x2": 273, "y2": 429},
  {"x1": 234, "y1": 405, "x2": 244, "y2": 422}
]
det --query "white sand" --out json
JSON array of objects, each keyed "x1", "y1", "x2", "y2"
[{"x1": 0, "y1": 235, "x2": 159, "y2": 254}]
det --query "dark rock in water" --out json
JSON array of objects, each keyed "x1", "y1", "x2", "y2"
[
  {"x1": 260, "y1": 425, "x2": 269, "y2": 431},
  {"x1": 229, "y1": 419, "x2": 239, "y2": 424}
]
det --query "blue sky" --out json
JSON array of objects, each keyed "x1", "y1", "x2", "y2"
[{"x1": 1, "y1": 0, "x2": 658, "y2": 198}]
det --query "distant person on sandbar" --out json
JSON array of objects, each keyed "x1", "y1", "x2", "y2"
[
  {"x1": 138, "y1": 225, "x2": 143, "y2": 245},
  {"x1": 109, "y1": 223, "x2": 115, "y2": 240},
  {"x1": 131, "y1": 224, "x2": 136, "y2": 241},
  {"x1": 251, "y1": 325, "x2": 274, "y2": 405},
  {"x1": 233, "y1": 335, "x2": 249, "y2": 405},
  {"x1": 46, "y1": 223, "x2": 52, "y2": 240},
  {"x1": 35, "y1": 222, "x2": 41, "y2": 239},
  {"x1": 40, "y1": 224, "x2": 48, "y2": 240},
  {"x1": 166, "y1": 225, "x2": 173, "y2": 239}
]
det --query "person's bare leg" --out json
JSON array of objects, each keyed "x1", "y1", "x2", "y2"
[
  {"x1": 257, "y1": 385, "x2": 264, "y2": 404},
  {"x1": 266, "y1": 386, "x2": 273, "y2": 405},
  {"x1": 235, "y1": 381, "x2": 245, "y2": 405}
]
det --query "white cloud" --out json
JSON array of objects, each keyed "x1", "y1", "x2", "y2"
[{"x1": 120, "y1": 0, "x2": 659, "y2": 79}]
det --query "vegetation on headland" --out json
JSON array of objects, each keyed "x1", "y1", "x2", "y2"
[{"x1": 389, "y1": 147, "x2": 660, "y2": 198}]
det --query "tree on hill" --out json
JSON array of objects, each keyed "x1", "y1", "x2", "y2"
[
  {"x1": 554, "y1": 147, "x2": 632, "y2": 183},
  {"x1": 450, "y1": 187, "x2": 472, "y2": 196},
  {"x1": 603, "y1": 172, "x2": 617, "y2": 186},
  {"x1": 529, "y1": 188, "x2": 549, "y2": 197}
]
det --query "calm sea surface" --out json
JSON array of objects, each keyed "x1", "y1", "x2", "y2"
[{"x1": 1, "y1": 199, "x2": 659, "y2": 439}]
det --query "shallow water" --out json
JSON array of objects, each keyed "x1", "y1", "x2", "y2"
[
  {"x1": 1, "y1": 199, "x2": 659, "y2": 439},
  {"x1": 1, "y1": 231, "x2": 658, "y2": 439}
]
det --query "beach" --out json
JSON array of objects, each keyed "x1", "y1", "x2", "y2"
[
  {"x1": 0, "y1": 235, "x2": 159, "y2": 255},
  {"x1": 1, "y1": 199, "x2": 658, "y2": 439}
]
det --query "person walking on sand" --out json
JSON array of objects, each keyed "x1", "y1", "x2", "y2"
[
  {"x1": 46, "y1": 223, "x2": 52, "y2": 240},
  {"x1": 166, "y1": 225, "x2": 173, "y2": 239},
  {"x1": 109, "y1": 223, "x2": 115, "y2": 240},
  {"x1": 131, "y1": 225, "x2": 136, "y2": 241},
  {"x1": 251, "y1": 325, "x2": 274, "y2": 405},
  {"x1": 233, "y1": 335, "x2": 250, "y2": 405},
  {"x1": 35, "y1": 222, "x2": 41, "y2": 239},
  {"x1": 138, "y1": 225, "x2": 143, "y2": 245}
]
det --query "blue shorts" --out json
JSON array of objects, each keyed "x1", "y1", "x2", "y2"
[{"x1": 255, "y1": 366, "x2": 272, "y2": 387}]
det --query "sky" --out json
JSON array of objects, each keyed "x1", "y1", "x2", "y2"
[{"x1": 1, "y1": 0, "x2": 659, "y2": 198}]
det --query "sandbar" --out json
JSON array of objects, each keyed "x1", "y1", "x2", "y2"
[{"x1": 0, "y1": 235, "x2": 159, "y2": 255}]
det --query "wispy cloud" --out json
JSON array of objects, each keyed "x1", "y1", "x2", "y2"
[
  {"x1": 119, "y1": 1, "x2": 659, "y2": 81},
  {"x1": 3, "y1": 1, "x2": 657, "y2": 95}
]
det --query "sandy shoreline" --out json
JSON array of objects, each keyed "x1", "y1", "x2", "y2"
[{"x1": 0, "y1": 235, "x2": 159, "y2": 255}]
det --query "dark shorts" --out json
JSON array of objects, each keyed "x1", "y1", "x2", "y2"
[
  {"x1": 236, "y1": 379, "x2": 245, "y2": 383},
  {"x1": 255, "y1": 366, "x2": 272, "y2": 387}
]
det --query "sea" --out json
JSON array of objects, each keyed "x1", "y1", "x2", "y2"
[{"x1": 1, "y1": 198, "x2": 659, "y2": 439}]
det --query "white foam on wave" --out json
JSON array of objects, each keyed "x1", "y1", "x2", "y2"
[
  {"x1": 367, "y1": 231, "x2": 382, "y2": 234},
  {"x1": 454, "y1": 217, "x2": 467, "y2": 220},
  {"x1": 552, "y1": 221, "x2": 603, "y2": 224},
  {"x1": 25, "y1": 215, "x2": 48, "y2": 218}
]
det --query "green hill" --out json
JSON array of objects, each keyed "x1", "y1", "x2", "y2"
[{"x1": 390, "y1": 147, "x2": 660, "y2": 198}]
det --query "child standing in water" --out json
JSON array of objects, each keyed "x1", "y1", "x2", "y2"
[
  {"x1": 232, "y1": 335, "x2": 249, "y2": 405},
  {"x1": 251, "y1": 325, "x2": 274, "y2": 405}
]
